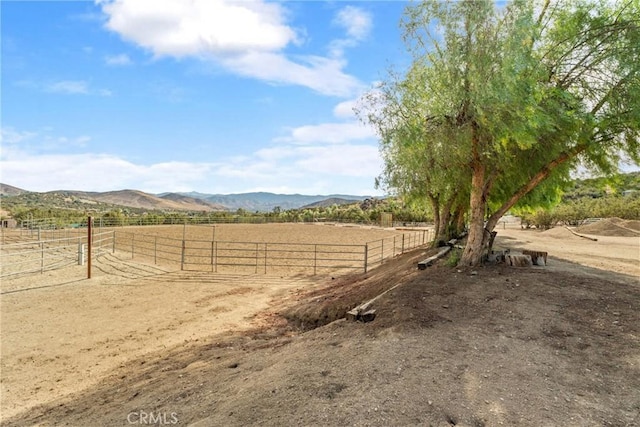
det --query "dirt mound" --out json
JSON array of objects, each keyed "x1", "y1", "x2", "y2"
[
  {"x1": 621, "y1": 219, "x2": 640, "y2": 231},
  {"x1": 575, "y1": 217, "x2": 640, "y2": 237},
  {"x1": 540, "y1": 226, "x2": 577, "y2": 238},
  {"x1": 281, "y1": 246, "x2": 438, "y2": 330}
]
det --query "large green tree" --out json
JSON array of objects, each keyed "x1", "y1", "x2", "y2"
[{"x1": 361, "y1": 0, "x2": 640, "y2": 265}]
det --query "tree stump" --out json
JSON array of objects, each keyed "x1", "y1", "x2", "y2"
[
  {"x1": 506, "y1": 254, "x2": 533, "y2": 267},
  {"x1": 522, "y1": 250, "x2": 548, "y2": 266}
]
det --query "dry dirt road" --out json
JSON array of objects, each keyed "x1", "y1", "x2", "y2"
[{"x1": 1, "y1": 225, "x2": 638, "y2": 426}]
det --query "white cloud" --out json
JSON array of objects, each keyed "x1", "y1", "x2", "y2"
[
  {"x1": 334, "y1": 6, "x2": 372, "y2": 41},
  {"x1": 221, "y1": 51, "x2": 362, "y2": 97},
  {"x1": 275, "y1": 95, "x2": 375, "y2": 145},
  {"x1": 99, "y1": 0, "x2": 296, "y2": 57},
  {"x1": 105, "y1": 53, "x2": 132, "y2": 66},
  {"x1": 0, "y1": 127, "x2": 37, "y2": 144},
  {"x1": 97, "y1": 0, "x2": 364, "y2": 97},
  {"x1": 46, "y1": 80, "x2": 89, "y2": 95},
  {"x1": 45, "y1": 80, "x2": 112, "y2": 96},
  {"x1": 276, "y1": 122, "x2": 374, "y2": 145},
  {"x1": 0, "y1": 127, "x2": 92, "y2": 154},
  {"x1": 328, "y1": 6, "x2": 372, "y2": 58},
  {"x1": 0, "y1": 145, "x2": 381, "y2": 195},
  {"x1": 1, "y1": 146, "x2": 213, "y2": 193},
  {"x1": 294, "y1": 144, "x2": 380, "y2": 177},
  {"x1": 333, "y1": 100, "x2": 357, "y2": 119}
]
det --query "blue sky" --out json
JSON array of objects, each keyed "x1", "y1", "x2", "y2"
[{"x1": 1, "y1": 0, "x2": 410, "y2": 195}]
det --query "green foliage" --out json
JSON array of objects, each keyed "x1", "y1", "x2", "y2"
[
  {"x1": 446, "y1": 248, "x2": 462, "y2": 267},
  {"x1": 358, "y1": 0, "x2": 640, "y2": 265}
]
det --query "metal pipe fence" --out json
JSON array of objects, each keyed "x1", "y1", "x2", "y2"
[
  {"x1": 113, "y1": 228, "x2": 434, "y2": 275},
  {"x1": 0, "y1": 230, "x2": 114, "y2": 278},
  {"x1": 1, "y1": 226, "x2": 434, "y2": 279},
  {"x1": 13, "y1": 216, "x2": 435, "y2": 229}
]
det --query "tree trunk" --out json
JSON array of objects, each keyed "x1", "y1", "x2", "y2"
[
  {"x1": 453, "y1": 205, "x2": 466, "y2": 236},
  {"x1": 429, "y1": 195, "x2": 441, "y2": 248},
  {"x1": 460, "y1": 162, "x2": 488, "y2": 266},
  {"x1": 484, "y1": 144, "x2": 589, "y2": 233},
  {"x1": 437, "y1": 191, "x2": 458, "y2": 242}
]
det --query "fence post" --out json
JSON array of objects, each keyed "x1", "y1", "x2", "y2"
[
  {"x1": 381, "y1": 239, "x2": 384, "y2": 264},
  {"x1": 255, "y1": 243, "x2": 259, "y2": 274},
  {"x1": 181, "y1": 240, "x2": 185, "y2": 270},
  {"x1": 214, "y1": 241, "x2": 218, "y2": 273},
  {"x1": 402, "y1": 234, "x2": 405, "y2": 253},
  {"x1": 393, "y1": 236, "x2": 396, "y2": 257},
  {"x1": 264, "y1": 243, "x2": 268, "y2": 274},
  {"x1": 314, "y1": 244, "x2": 317, "y2": 275},
  {"x1": 364, "y1": 243, "x2": 368, "y2": 273},
  {"x1": 154, "y1": 236, "x2": 157, "y2": 265},
  {"x1": 87, "y1": 216, "x2": 92, "y2": 279},
  {"x1": 211, "y1": 240, "x2": 216, "y2": 271},
  {"x1": 40, "y1": 242, "x2": 44, "y2": 273}
]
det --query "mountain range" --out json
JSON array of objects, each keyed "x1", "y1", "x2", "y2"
[{"x1": 0, "y1": 184, "x2": 369, "y2": 212}]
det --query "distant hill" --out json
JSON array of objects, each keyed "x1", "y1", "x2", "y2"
[
  {"x1": 181, "y1": 192, "x2": 370, "y2": 212},
  {"x1": 159, "y1": 193, "x2": 226, "y2": 210},
  {"x1": 0, "y1": 187, "x2": 227, "y2": 213},
  {"x1": 0, "y1": 184, "x2": 370, "y2": 213},
  {"x1": 62, "y1": 190, "x2": 226, "y2": 212},
  {"x1": 0, "y1": 183, "x2": 27, "y2": 196},
  {"x1": 300, "y1": 197, "x2": 361, "y2": 209}
]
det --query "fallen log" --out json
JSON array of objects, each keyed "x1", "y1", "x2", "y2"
[
  {"x1": 346, "y1": 284, "x2": 399, "y2": 322},
  {"x1": 417, "y1": 246, "x2": 452, "y2": 270},
  {"x1": 565, "y1": 226, "x2": 598, "y2": 241}
]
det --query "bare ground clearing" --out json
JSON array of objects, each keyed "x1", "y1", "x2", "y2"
[
  {"x1": 1, "y1": 224, "x2": 639, "y2": 426},
  {"x1": 109, "y1": 222, "x2": 401, "y2": 244},
  {"x1": 0, "y1": 223, "x2": 403, "y2": 421}
]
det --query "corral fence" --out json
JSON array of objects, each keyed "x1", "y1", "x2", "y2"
[
  {"x1": 1, "y1": 225, "x2": 434, "y2": 278},
  {"x1": 0, "y1": 229, "x2": 114, "y2": 278},
  {"x1": 9, "y1": 216, "x2": 435, "y2": 229},
  {"x1": 113, "y1": 228, "x2": 434, "y2": 275}
]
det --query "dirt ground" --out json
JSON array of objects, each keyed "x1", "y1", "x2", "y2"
[{"x1": 1, "y1": 224, "x2": 639, "y2": 426}]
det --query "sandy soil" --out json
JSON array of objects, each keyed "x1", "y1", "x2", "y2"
[
  {"x1": 0, "y1": 224, "x2": 403, "y2": 422},
  {"x1": 1, "y1": 224, "x2": 639, "y2": 426},
  {"x1": 496, "y1": 223, "x2": 639, "y2": 278}
]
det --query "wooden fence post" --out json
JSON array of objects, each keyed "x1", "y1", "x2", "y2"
[{"x1": 181, "y1": 240, "x2": 185, "y2": 271}]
